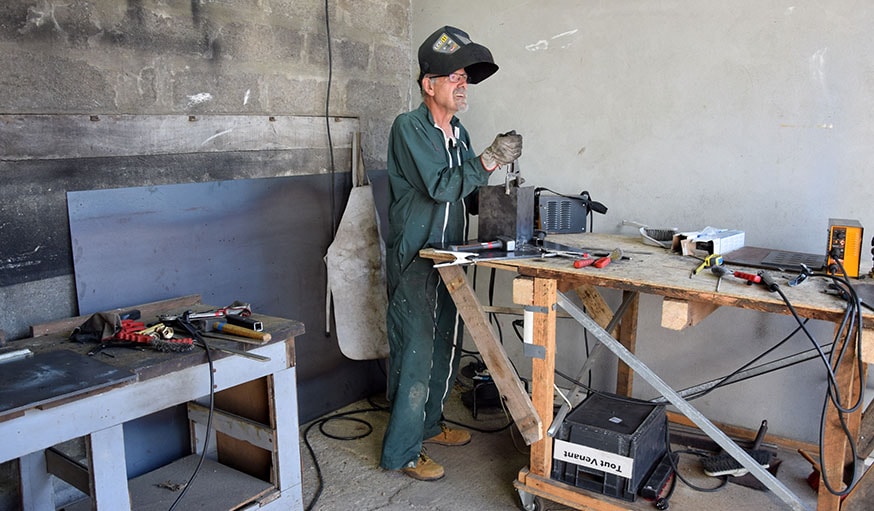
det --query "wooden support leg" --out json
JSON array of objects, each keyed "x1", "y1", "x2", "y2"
[
  {"x1": 529, "y1": 277, "x2": 558, "y2": 478},
  {"x1": 88, "y1": 425, "x2": 132, "y2": 511},
  {"x1": 817, "y1": 324, "x2": 864, "y2": 511},
  {"x1": 19, "y1": 450, "x2": 54, "y2": 511},
  {"x1": 615, "y1": 291, "x2": 639, "y2": 397},
  {"x1": 436, "y1": 265, "x2": 542, "y2": 445}
]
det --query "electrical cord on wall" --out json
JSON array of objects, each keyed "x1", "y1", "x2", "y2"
[{"x1": 324, "y1": 0, "x2": 337, "y2": 238}]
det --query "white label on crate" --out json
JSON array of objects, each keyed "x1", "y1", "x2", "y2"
[{"x1": 553, "y1": 438, "x2": 634, "y2": 479}]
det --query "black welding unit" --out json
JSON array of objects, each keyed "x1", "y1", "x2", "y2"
[
  {"x1": 551, "y1": 392, "x2": 668, "y2": 502},
  {"x1": 535, "y1": 192, "x2": 590, "y2": 234},
  {"x1": 478, "y1": 185, "x2": 603, "y2": 246}
]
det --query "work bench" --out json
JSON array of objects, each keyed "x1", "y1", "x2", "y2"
[
  {"x1": 0, "y1": 295, "x2": 304, "y2": 511},
  {"x1": 423, "y1": 233, "x2": 873, "y2": 511}
]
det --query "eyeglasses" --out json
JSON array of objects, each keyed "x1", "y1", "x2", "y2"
[{"x1": 430, "y1": 72, "x2": 469, "y2": 84}]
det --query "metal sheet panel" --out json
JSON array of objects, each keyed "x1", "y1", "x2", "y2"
[{"x1": 67, "y1": 174, "x2": 382, "y2": 427}]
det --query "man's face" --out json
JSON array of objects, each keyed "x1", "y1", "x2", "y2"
[{"x1": 428, "y1": 68, "x2": 469, "y2": 114}]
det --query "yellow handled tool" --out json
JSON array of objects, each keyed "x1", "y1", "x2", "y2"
[{"x1": 213, "y1": 322, "x2": 272, "y2": 343}]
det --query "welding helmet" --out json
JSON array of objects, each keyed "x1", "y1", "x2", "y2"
[{"x1": 417, "y1": 26, "x2": 498, "y2": 85}]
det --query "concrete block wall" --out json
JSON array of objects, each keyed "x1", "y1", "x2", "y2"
[
  {"x1": 0, "y1": 0, "x2": 410, "y2": 169},
  {"x1": 0, "y1": 0, "x2": 412, "y2": 340}
]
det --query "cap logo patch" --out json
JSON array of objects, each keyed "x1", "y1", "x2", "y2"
[{"x1": 432, "y1": 32, "x2": 462, "y2": 54}]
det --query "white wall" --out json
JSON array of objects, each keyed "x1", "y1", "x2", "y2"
[{"x1": 412, "y1": 1, "x2": 873, "y2": 442}]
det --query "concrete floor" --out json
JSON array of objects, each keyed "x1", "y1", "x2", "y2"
[{"x1": 300, "y1": 379, "x2": 821, "y2": 511}]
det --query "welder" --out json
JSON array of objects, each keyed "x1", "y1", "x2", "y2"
[{"x1": 379, "y1": 25, "x2": 523, "y2": 481}]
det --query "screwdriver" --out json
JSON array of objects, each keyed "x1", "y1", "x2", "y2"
[{"x1": 711, "y1": 265, "x2": 728, "y2": 291}]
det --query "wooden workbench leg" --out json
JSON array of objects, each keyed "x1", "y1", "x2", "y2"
[
  {"x1": 817, "y1": 324, "x2": 864, "y2": 511},
  {"x1": 272, "y1": 367, "x2": 304, "y2": 507},
  {"x1": 437, "y1": 265, "x2": 542, "y2": 445},
  {"x1": 19, "y1": 450, "x2": 54, "y2": 511},
  {"x1": 88, "y1": 424, "x2": 132, "y2": 511},
  {"x1": 615, "y1": 291, "x2": 640, "y2": 397},
  {"x1": 529, "y1": 277, "x2": 558, "y2": 478}
]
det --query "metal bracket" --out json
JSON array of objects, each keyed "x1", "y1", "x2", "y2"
[
  {"x1": 523, "y1": 343, "x2": 545, "y2": 360},
  {"x1": 523, "y1": 305, "x2": 549, "y2": 314}
]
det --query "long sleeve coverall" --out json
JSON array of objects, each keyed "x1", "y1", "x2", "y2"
[{"x1": 379, "y1": 103, "x2": 492, "y2": 470}]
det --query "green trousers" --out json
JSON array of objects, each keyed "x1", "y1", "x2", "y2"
[{"x1": 380, "y1": 257, "x2": 463, "y2": 470}]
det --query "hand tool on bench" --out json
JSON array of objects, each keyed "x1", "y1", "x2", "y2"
[
  {"x1": 690, "y1": 253, "x2": 723, "y2": 277},
  {"x1": 160, "y1": 310, "x2": 270, "y2": 343},
  {"x1": 167, "y1": 311, "x2": 270, "y2": 362},
  {"x1": 449, "y1": 236, "x2": 516, "y2": 253},
  {"x1": 432, "y1": 250, "x2": 479, "y2": 267},
  {"x1": 193, "y1": 339, "x2": 271, "y2": 362},
  {"x1": 593, "y1": 247, "x2": 623, "y2": 268},
  {"x1": 573, "y1": 256, "x2": 595, "y2": 268},
  {"x1": 711, "y1": 265, "x2": 728, "y2": 291},
  {"x1": 210, "y1": 322, "x2": 271, "y2": 343}
]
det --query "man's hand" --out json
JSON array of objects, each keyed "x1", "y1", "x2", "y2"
[{"x1": 480, "y1": 131, "x2": 523, "y2": 170}]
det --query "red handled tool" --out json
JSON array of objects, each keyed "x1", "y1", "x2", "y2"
[
  {"x1": 573, "y1": 257, "x2": 595, "y2": 268},
  {"x1": 733, "y1": 271, "x2": 761, "y2": 284},
  {"x1": 593, "y1": 248, "x2": 623, "y2": 268}
]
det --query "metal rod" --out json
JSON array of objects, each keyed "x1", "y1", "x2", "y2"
[
  {"x1": 650, "y1": 345, "x2": 831, "y2": 404},
  {"x1": 556, "y1": 291, "x2": 811, "y2": 511}
]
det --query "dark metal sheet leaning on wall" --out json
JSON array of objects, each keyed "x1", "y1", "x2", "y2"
[{"x1": 0, "y1": 114, "x2": 357, "y2": 287}]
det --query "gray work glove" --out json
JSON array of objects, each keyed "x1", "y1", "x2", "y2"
[{"x1": 480, "y1": 131, "x2": 523, "y2": 170}]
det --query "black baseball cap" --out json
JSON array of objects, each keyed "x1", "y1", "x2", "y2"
[{"x1": 417, "y1": 26, "x2": 498, "y2": 85}]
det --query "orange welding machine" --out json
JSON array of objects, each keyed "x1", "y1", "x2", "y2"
[{"x1": 826, "y1": 218, "x2": 864, "y2": 278}]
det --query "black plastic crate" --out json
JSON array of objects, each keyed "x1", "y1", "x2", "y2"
[{"x1": 551, "y1": 392, "x2": 667, "y2": 501}]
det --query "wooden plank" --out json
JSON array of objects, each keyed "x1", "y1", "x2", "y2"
[
  {"x1": 126, "y1": 455, "x2": 274, "y2": 510},
  {"x1": 529, "y1": 277, "x2": 557, "y2": 477},
  {"x1": 30, "y1": 294, "x2": 202, "y2": 337},
  {"x1": 88, "y1": 425, "x2": 131, "y2": 511},
  {"x1": 666, "y1": 411, "x2": 819, "y2": 454},
  {"x1": 661, "y1": 297, "x2": 720, "y2": 330},
  {"x1": 0, "y1": 114, "x2": 357, "y2": 161},
  {"x1": 862, "y1": 328, "x2": 874, "y2": 364},
  {"x1": 843, "y1": 463, "x2": 874, "y2": 511},
  {"x1": 45, "y1": 448, "x2": 90, "y2": 495},
  {"x1": 574, "y1": 284, "x2": 616, "y2": 334},
  {"x1": 437, "y1": 265, "x2": 542, "y2": 445},
  {"x1": 516, "y1": 468, "x2": 636, "y2": 511},
  {"x1": 616, "y1": 291, "x2": 640, "y2": 397},
  {"x1": 188, "y1": 402, "x2": 274, "y2": 452},
  {"x1": 856, "y1": 398, "x2": 874, "y2": 460}
]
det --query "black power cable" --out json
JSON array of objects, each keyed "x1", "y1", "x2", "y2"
[
  {"x1": 324, "y1": 0, "x2": 337, "y2": 238},
  {"x1": 167, "y1": 313, "x2": 216, "y2": 511}
]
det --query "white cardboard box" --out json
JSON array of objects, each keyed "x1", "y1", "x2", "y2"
[{"x1": 672, "y1": 228, "x2": 745, "y2": 256}]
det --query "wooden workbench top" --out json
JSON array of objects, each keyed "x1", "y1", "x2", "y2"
[
  {"x1": 19, "y1": 295, "x2": 305, "y2": 382},
  {"x1": 423, "y1": 233, "x2": 874, "y2": 329}
]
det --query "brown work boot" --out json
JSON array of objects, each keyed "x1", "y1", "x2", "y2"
[
  {"x1": 401, "y1": 450, "x2": 444, "y2": 481},
  {"x1": 424, "y1": 423, "x2": 471, "y2": 446}
]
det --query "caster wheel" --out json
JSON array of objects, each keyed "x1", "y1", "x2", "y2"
[{"x1": 516, "y1": 489, "x2": 543, "y2": 511}]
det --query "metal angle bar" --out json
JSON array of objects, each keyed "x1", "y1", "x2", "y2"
[
  {"x1": 650, "y1": 345, "x2": 830, "y2": 404},
  {"x1": 555, "y1": 291, "x2": 811, "y2": 511}
]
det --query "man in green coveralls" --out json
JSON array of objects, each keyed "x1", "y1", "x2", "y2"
[{"x1": 379, "y1": 25, "x2": 523, "y2": 481}]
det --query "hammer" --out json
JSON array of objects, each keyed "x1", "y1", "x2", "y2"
[{"x1": 199, "y1": 320, "x2": 271, "y2": 344}]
